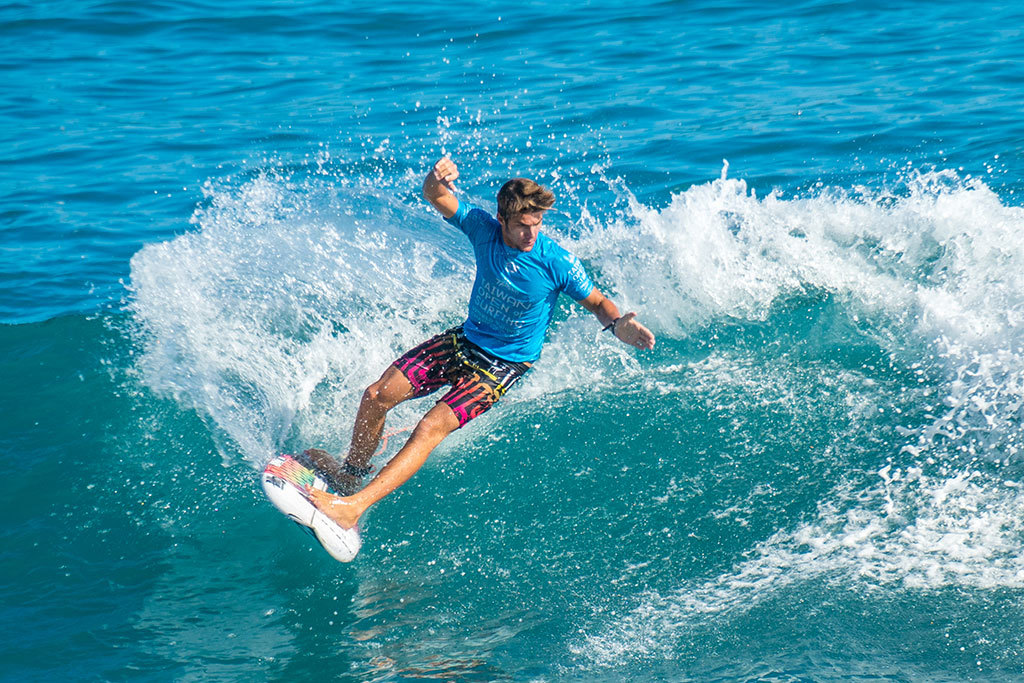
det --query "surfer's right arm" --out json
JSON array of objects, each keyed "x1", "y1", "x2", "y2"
[{"x1": 423, "y1": 157, "x2": 459, "y2": 218}]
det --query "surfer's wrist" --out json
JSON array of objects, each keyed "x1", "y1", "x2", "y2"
[{"x1": 602, "y1": 317, "x2": 620, "y2": 334}]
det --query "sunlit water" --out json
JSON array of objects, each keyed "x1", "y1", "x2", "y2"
[{"x1": 4, "y1": 2, "x2": 1024, "y2": 680}]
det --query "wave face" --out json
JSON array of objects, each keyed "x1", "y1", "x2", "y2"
[{"x1": 5, "y1": 0, "x2": 1024, "y2": 680}]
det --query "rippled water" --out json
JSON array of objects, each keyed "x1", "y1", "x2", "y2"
[{"x1": 4, "y1": 1, "x2": 1024, "y2": 680}]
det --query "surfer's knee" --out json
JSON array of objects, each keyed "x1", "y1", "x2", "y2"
[
  {"x1": 362, "y1": 368, "x2": 412, "y2": 410},
  {"x1": 413, "y1": 404, "x2": 460, "y2": 442},
  {"x1": 361, "y1": 382, "x2": 392, "y2": 411}
]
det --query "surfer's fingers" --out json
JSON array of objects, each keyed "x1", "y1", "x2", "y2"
[
  {"x1": 433, "y1": 157, "x2": 458, "y2": 178},
  {"x1": 434, "y1": 164, "x2": 458, "y2": 190},
  {"x1": 616, "y1": 312, "x2": 655, "y2": 349}
]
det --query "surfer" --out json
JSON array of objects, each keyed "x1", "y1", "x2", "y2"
[{"x1": 305, "y1": 157, "x2": 655, "y2": 531}]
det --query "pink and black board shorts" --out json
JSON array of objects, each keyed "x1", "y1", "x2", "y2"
[{"x1": 393, "y1": 326, "x2": 532, "y2": 427}]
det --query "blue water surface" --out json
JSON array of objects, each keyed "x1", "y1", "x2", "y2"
[{"x1": 3, "y1": 1, "x2": 1024, "y2": 680}]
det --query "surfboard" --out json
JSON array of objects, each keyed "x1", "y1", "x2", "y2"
[{"x1": 261, "y1": 454, "x2": 362, "y2": 562}]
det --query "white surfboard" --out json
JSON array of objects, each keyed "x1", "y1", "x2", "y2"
[{"x1": 261, "y1": 454, "x2": 362, "y2": 562}]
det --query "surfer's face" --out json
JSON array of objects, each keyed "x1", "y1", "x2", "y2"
[{"x1": 499, "y1": 210, "x2": 544, "y2": 252}]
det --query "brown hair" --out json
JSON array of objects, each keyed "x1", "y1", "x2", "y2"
[{"x1": 497, "y1": 177, "x2": 555, "y2": 220}]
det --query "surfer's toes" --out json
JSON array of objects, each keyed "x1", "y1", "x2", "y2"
[{"x1": 307, "y1": 489, "x2": 360, "y2": 529}]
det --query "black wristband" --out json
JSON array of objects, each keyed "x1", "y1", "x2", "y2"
[{"x1": 603, "y1": 317, "x2": 621, "y2": 333}]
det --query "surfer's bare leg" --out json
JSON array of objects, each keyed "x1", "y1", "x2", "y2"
[
  {"x1": 308, "y1": 402, "x2": 459, "y2": 529},
  {"x1": 347, "y1": 365, "x2": 415, "y2": 467},
  {"x1": 305, "y1": 366, "x2": 413, "y2": 488}
]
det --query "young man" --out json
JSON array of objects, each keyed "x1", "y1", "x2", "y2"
[{"x1": 306, "y1": 157, "x2": 655, "y2": 530}]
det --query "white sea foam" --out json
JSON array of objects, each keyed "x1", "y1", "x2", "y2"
[
  {"x1": 574, "y1": 166, "x2": 1024, "y2": 467},
  {"x1": 576, "y1": 463, "x2": 1024, "y2": 666},
  {"x1": 129, "y1": 172, "x2": 474, "y2": 465},
  {"x1": 570, "y1": 168, "x2": 1024, "y2": 665}
]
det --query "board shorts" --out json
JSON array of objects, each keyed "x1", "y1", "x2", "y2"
[{"x1": 393, "y1": 326, "x2": 533, "y2": 427}]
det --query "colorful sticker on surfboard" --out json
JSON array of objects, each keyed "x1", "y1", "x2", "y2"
[{"x1": 262, "y1": 454, "x2": 361, "y2": 562}]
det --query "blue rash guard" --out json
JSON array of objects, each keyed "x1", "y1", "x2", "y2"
[{"x1": 444, "y1": 200, "x2": 595, "y2": 362}]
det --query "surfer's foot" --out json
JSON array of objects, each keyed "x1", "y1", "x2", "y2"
[
  {"x1": 300, "y1": 448, "x2": 365, "y2": 496},
  {"x1": 306, "y1": 488, "x2": 362, "y2": 530}
]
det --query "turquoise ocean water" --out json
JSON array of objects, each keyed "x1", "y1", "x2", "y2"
[{"x1": 4, "y1": 1, "x2": 1024, "y2": 680}]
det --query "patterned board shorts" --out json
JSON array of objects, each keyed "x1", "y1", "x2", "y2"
[{"x1": 393, "y1": 326, "x2": 533, "y2": 427}]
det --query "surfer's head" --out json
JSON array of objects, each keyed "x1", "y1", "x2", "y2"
[{"x1": 497, "y1": 178, "x2": 554, "y2": 252}]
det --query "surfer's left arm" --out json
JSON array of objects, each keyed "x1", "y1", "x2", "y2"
[{"x1": 579, "y1": 288, "x2": 656, "y2": 350}]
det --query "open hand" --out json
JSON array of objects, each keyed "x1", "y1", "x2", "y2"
[{"x1": 614, "y1": 312, "x2": 656, "y2": 350}]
